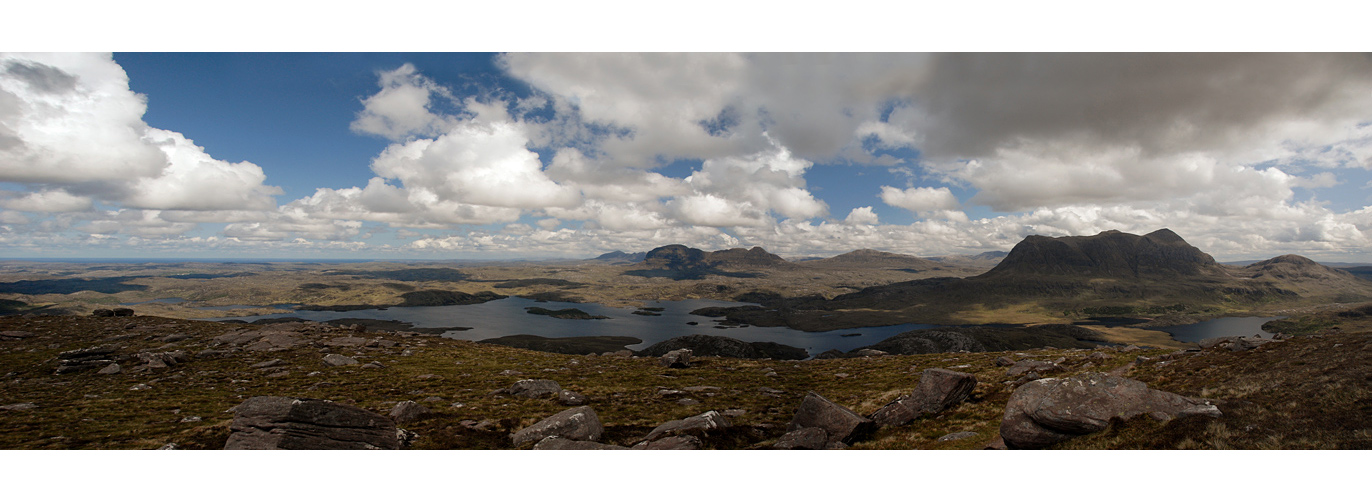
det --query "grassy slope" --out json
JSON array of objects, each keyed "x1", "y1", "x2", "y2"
[{"x1": 2, "y1": 306, "x2": 1369, "y2": 450}]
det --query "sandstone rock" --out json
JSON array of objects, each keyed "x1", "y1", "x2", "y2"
[
  {"x1": 251, "y1": 359, "x2": 284, "y2": 369},
  {"x1": 224, "y1": 396, "x2": 400, "y2": 450},
  {"x1": 97, "y1": 363, "x2": 121, "y2": 375},
  {"x1": 994, "y1": 356, "x2": 1015, "y2": 367},
  {"x1": 660, "y1": 348, "x2": 692, "y2": 368},
  {"x1": 787, "y1": 392, "x2": 876, "y2": 445},
  {"x1": 511, "y1": 406, "x2": 603, "y2": 446},
  {"x1": 677, "y1": 398, "x2": 700, "y2": 406},
  {"x1": 999, "y1": 372, "x2": 1222, "y2": 449},
  {"x1": 1006, "y1": 359, "x2": 1061, "y2": 377},
  {"x1": 850, "y1": 349, "x2": 888, "y2": 357},
  {"x1": 557, "y1": 389, "x2": 587, "y2": 406},
  {"x1": 323, "y1": 336, "x2": 368, "y2": 347},
  {"x1": 388, "y1": 401, "x2": 430, "y2": 424},
  {"x1": 937, "y1": 431, "x2": 980, "y2": 442},
  {"x1": 773, "y1": 427, "x2": 828, "y2": 450},
  {"x1": 634, "y1": 435, "x2": 702, "y2": 450},
  {"x1": 642, "y1": 410, "x2": 731, "y2": 442},
  {"x1": 504, "y1": 379, "x2": 562, "y2": 399},
  {"x1": 871, "y1": 369, "x2": 977, "y2": 427},
  {"x1": 360, "y1": 362, "x2": 385, "y2": 369},
  {"x1": 322, "y1": 354, "x2": 358, "y2": 366},
  {"x1": 1229, "y1": 337, "x2": 1273, "y2": 352},
  {"x1": 534, "y1": 436, "x2": 627, "y2": 450}
]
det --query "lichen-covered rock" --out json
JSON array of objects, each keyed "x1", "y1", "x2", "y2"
[
  {"x1": 642, "y1": 410, "x2": 731, "y2": 443},
  {"x1": 504, "y1": 379, "x2": 562, "y2": 399},
  {"x1": 557, "y1": 389, "x2": 587, "y2": 406},
  {"x1": 1000, "y1": 372, "x2": 1222, "y2": 449},
  {"x1": 787, "y1": 392, "x2": 876, "y2": 445},
  {"x1": 1006, "y1": 359, "x2": 1061, "y2": 377},
  {"x1": 511, "y1": 406, "x2": 603, "y2": 446},
  {"x1": 660, "y1": 348, "x2": 692, "y2": 368},
  {"x1": 871, "y1": 368, "x2": 977, "y2": 427},
  {"x1": 773, "y1": 427, "x2": 828, "y2": 450},
  {"x1": 224, "y1": 396, "x2": 399, "y2": 450},
  {"x1": 633, "y1": 435, "x2": 702, "y2": 450},
  {"x1": 388, "y1": 401, "x2": 430, "y2": 424},
  {"x1": 322, "y1": 354, "x2": 358, "y2": 366}
]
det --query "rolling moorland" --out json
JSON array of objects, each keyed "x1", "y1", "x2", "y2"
[{"x1": 0, "y1": 228, "x2": 1370, "y2": 449}]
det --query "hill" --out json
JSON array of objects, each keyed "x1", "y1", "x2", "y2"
[
  {"x1": 927, "y1": 251, "x2": 1008, "y2": 268},
  {"x1": 624, "y1": 245, "x2": 793, "y2": 280},
  {"x1": 800, "y1": 249, "x2": 946, "y2": 271}
]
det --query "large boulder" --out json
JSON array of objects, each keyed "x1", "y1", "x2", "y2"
[
  {"x1": 660, "y1": 348, "x2": 692, "y2": 368},
  {"x1": 223, "y1": 396, "x2": 399, "y2": 450},
  {"x1": 773, "y1": 427, "x2": 829, "y2": 450},
  {"x1": 787, "y1": 392, "x2": 876, "y2": 445},
  {"x1": 511, "y1": 406, "x2": 603, "y2": 447},
  {"x1": 503, "y1": 379, "x2": 562, "y2": 399},
  {"x1": 871, "y1": 368, "x2": 978, "y2": 427},
  {"x1": 533, "y1": 436, "x2": 627, "y2": 450},
  {"x1": 388, "y1": 401, "x2": 430, "y2": 424},
  {"x1": 641, "y1": 410, "x2": 731, "y2": 443},
  {"x1": 999, "y1": 372, "x2": 1222, "y2": 449}
]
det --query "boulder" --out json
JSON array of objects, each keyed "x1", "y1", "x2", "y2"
[
  {"x1": 660, "y1": 348, "x2": 692, "y2": 368},
  {"x1": 871, "y1": 369, "x2": 977, "y2": 427},
  {"x1": 787, "y1": 392, "x2": 876, "y2": 445},
  {"x1": 557, "y1": 389, "x2": 588, "y2": 406},
  {"x1": 388, "y1": 401, "x2": 430, "y2": 424},
  {"x1": 1006, "y1": 359, "x2": 1061, "y2": 377},
  {"x1": 97, "y1": 363, "x2": 121, "y2": 375},
  {"x1": 511, "y1": 406, "x2": 603, "y2": 446},
  {"x1": 223, "y1": 396, "x2": 399, "y2": 450},
  {"x1": 533, "y1": 436, "x2": 627, "y2": 450},
  {"x1": 773, "y1": 427, "x2": 828, "y2": 450},
  {"x1": 999, "y1": 372, "x2": 1222, "y2": 449},
  {"x1": 112, "y1": 308, "x2": 135, "y2": 317},
  {"x1": 642, "y1": 410, "x2": 732, "y2": 442},
  {"x1": 633, "y1": 435, "x2": 702, "y2": 450},
  {"x1": 322, "y1": 354, "x2": 358, "y2": 366},
  {"x1": 1229, "y1": 337, "x2": 1273, "y2": 352},
  {"x1": 504, "y1": 379, "x2": 562, "y2": 399},
  {"x1": 92, "y1": 309, "x2": 115, "y2": 317}
]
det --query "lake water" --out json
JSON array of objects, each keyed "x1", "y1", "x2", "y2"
[
  {"x1": 1149, "y1": 316, "x2": 1284, "y2": 343},
  {"x1": 212, "y1": 297, "x2": 936, "y2": 357}
]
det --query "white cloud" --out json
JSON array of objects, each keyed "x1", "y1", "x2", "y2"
[
  {"x1": 880, "y1": 186, "x2": 961, "y2": 213},
  {"x1": 843, "y1": 206, "x2": 879, "y2": 225},
  {"x1": 349, "y1": 63, "x2": 451, "y2": 141},
  {"x1": 2, "y1": 189, "x2": 92, "y2": 212}
]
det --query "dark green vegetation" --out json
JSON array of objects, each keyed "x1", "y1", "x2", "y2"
[
  {"x1": 0, "y1": 277, "x2": 148, "y2": 295},
  {"x1": 0, "y1": 306, "x2": 1367, "y2": 450},
  {"x1": 478, "y1": 335, "x2": 640, "y2": 355},
  {"x1": 524, "y1": 307, "x2": 609, "y2": 320}
]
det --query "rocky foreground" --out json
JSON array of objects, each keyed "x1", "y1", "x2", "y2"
[{"x1": 0, "y1": 312, "x2": 1368, "y2": 450}]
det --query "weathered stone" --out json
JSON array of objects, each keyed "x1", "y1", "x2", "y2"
[
  {"x1": 59, "y1": 346, "x2": 117, "y2": 360},
  {"x1": 388, "y1": 401, "x2": 430, "y2": 424},
  {"x1": 1006, "y1": 359, "x2": 1061, "y2": 377},
  {"x1": 323, "y1": 336, "x2": 368, "y2": 347},
  {"x1": 994, "y1": 356, "x2": 1015, "y2": 366},
  {"x1": 634, "y1": 435, "x2": 702, "y2": 450},
  {"x1": 557, "y1": 389, "x2": 587, "y2": 406},
  {"x1": 511, "y1": 406, "x2": 603, "y2": 446},
  {"x1": 787, "y1": 392, "x2": 876, "y2": 445},
  {"x1": 533, "y1": 436, "x2": 627, "y2": 450},
  {"x1": 97, "y1": 363, "x2": 121, "y2": 375},
  {"x1": 773, "y1": 427, "x2": 828, "y2": 450},
  {"x1": 642, "y1": 410, "x2": 732, "y2": 442},
  {"x1": 1, "y1": 403, "x2": 37, "y2": 411},
  {"x1": 999, "y1": 372, "x2": 1222, "y2": 449},
  {"x1": 1229, "y1": 337, "x2": 1273, "y2": 352},
  {"x1": 937, "y1": 431, "x2": 980, "y2": 442},
  {"x1": 322, "y1": 354, "x2": 358, "y2": 366},
  {"x1": 677, "y1": 398, "x2": 700, "y2": 406},
  {"x1": 251, "y1": 359, "x2": 284, "y2": 369},
  {"x1": 505, "y1": 379, "x2": 562, "y2": 399},
  {"x1": 850, "y1": 349, "x2": 888, "y2": 357},
  {"x1": 223, "y1": 396, "x2": 399, "y2": 450},
  {"x1": 871, "y1": 369, "x2": 977, "y2": 427},
  {"x1": 660, "y1": 348, "x2": 692, "y2": 368},
  {"x1": 0, "y1": 331, "x2": 37, "y2": 340},
  {"x1": 360, "y1": 362, "x2": 385, "y2": 369}
]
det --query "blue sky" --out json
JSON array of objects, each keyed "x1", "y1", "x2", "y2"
[{"x1": 2, "y1": 52, "x2": 1372, "y2": 261}]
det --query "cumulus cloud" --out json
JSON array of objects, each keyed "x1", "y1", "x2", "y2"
[
  {"x1": 843, "y1": 206, "x2": 879, "y2": 225},
  {"x1": 0, "y1": 53, "x2": 283, "y2": 221},
  {"x1": 349, "y1": 63, "x2": 451, "y2": 141}
]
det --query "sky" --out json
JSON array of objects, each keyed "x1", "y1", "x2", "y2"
[{"x1": 3, "y1": 51, "x2": 1372, "y2": 262}]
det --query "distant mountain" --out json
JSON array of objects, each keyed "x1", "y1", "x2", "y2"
[
  {"x1": 927, "y1": 251, "x2": 1008, "y2": 268},
  {"x1": 800, "y1": 249, "x2": 944, "y2": 271},
  {"x1": 590, "y1": 250, "x2": 646, "y2": 264},
  {"x1": 982, "y1": 228, "x2": 1222, "y2": 279},
  {"x1": 626, "y1": 245, "x2": 792, "y2": 280},
  {"x1": 694, "y1": 229, "x2": 1372, "y2": 331}
]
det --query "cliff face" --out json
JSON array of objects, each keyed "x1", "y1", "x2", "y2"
[{"x1": 984, "y1": 228, "x2": 1220, "y2": 279}]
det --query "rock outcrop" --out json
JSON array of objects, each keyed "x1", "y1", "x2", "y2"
[
  {"x1": 871, "y1": 368, "x2": 977, "y2": 427},
  {"x1": 224, "y1": 396, "x2": 400, "y2": 450},
  {"x1": 999, "y1": 372, "x2": 1223, "y2": 449},
  {"x1": 660, "y1": 348, "x2": 692, "y2": 368},
  {"x1": 511, "y1": 406, "x2": 603, "y2": 447},
  {"x1": 787, "y1": 392, "x2": 876, "y2": 446}
]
